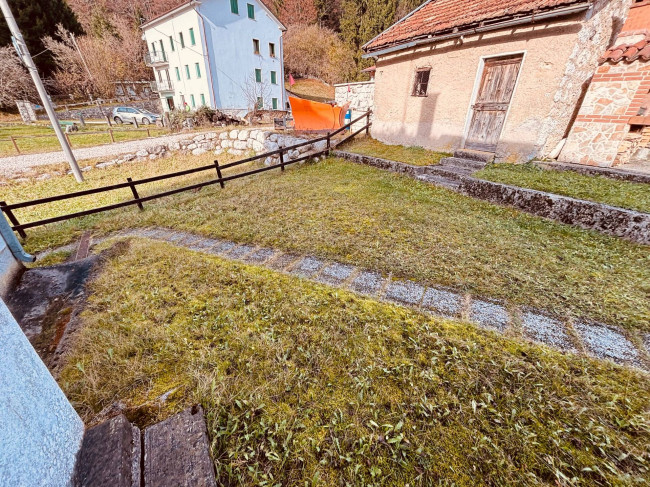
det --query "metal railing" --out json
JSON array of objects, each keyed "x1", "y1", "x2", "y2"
[
  {"x1": 151, "y1": 80, "x2": 174, "y2": 93},
  {"x1": 144, "y1": 51, "x2": 168, "y2": 65},
  {"x1": 1, "y1": 111, "x2": 372, "y2": 238}
]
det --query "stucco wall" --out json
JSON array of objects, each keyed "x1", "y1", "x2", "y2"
[
  {"x1": 370, "y1": 1, "x2": 630, "y2": 161},
  {"x1": 0, "y1": 298, "x2": 84, "y2": 486}
]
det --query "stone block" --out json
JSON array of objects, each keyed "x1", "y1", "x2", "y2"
[
  {"x1": 192, "y1": 148, "x2": 207, "y2": 156},
  {"x1": 219, "y1": 132, "x2": 229, "y2": 140},
  {"x1": 266, "y1": 253, "x2": 300, "y2": 271},
  {"x1": 421, "y1": 287, "x2": 462, "y2": 317},
  {"x1": 291, "y1": 256, "x2": 326, "y2": 277},
  {"x1": 317, "y1": 263, "x2": 355, "y2": 285},
  {"x1": 135, "y1": 149, "x2": 148, "y2": 158},
  {"x1": 470, "y1": 299, "x2": 510, "y2": 331},
  {"x1": 233, "y1": 140, "x2": 248, "y2": 150},
  {"x1": 229, "y1": 129, "x2": 239, "y2": 139},
  {"x1": 350, "y1": 270, "x2": 383, "y2": 294},
  {"x1": 521, "y1": 312, "x2": 576, "y2": 351},
  {"x1": 205, "y1": 132, "x2": 217, "y2": 140},
  {"x1": 385, "y1": 280, "x2": 425, "y2": 305},
  {"x1": 573, "y1": 321, "x2": 640, "y2": 365},
  {"x1": 238, "y1": 130, "x2": 249, "y2": 140},
  {"x1": 226, "y1": 244, "x2": 256, "y2": 259},
  {"x1": 193, "y1": 134, "x2": 205, "y2": 142},
  {"x1": 252, "y1": 140, "x2": 264, "y2": 152},
  {"x1": 264, "y1": 140, "x2": 279, "y2": 151},
  {"x1": 243, "y1": 248, "x2": 277, "y2": 264},
  {"x1": 221, "y1": 139, "x2": 233, "y2": 148}
]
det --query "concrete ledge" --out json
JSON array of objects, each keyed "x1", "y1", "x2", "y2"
[
  {"x1": 332, "y1": 150, "x2": 428, "y2": 176},
  {"x1": 538, "y1": 161, "x2": 650, "y2": 184}
]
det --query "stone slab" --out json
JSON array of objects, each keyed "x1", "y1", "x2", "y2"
[
  {"x1": 207, "y1": 240, "x2": 237, "y2": 255},
  {"x1": 573, "y1": 321, "x2": 641, "y2": 365},
  {"x1": 470, "y1": 299, "x2": 510, "y2": 331},
  {"x1": 76, "y1": 414, "x2": 141, "y2": 487},
  {"x1": 226, "y1": 244, "x2": 256, "y2": 260},
  {"x1": 421, "y1": 287, "x2": 462, "y2": 317},
  {"x1": 291, "y1": 256, "x2": 326, "y2": 277},
  {"x1": 144, "y1": 405, "x2": 216, "y2": 487},
  {"x1": 521, "y1": 312, "x2": 576, "y2": 352},
  {"x1": 384, "y1": 280, "x2": 425, "y2": 305},
  {"x1": 266, "y1": 253, "x2": 301, "y2": 271},
  {"x1": 243, "y1": 248, "x2": 277, "y2": 264},
  {"x1": 350, "y1": 270, "x2": 384, "y2": 295},
  {"x1": 317, "y1": 263, "x2": 355, "y2": 285}
]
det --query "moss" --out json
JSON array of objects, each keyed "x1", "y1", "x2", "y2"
[{"x1": 60, "y1": 241, "x2": 650, "y2": 486}]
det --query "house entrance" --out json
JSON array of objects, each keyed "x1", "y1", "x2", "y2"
[{"x1": 465, "y1": 55, "x2": 523, "y2": 152}]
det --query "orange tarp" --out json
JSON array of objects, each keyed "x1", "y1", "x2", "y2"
[{"x1": 289, "y1": 96, "x2": 348, "y2": 131}]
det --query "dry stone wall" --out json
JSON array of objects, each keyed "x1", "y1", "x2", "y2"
[{"x1": 335, "y1": 81, "x2": 375, "y2": 130}]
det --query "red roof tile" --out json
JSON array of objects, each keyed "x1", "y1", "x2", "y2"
[
  {"x1": 364, "y1": 0, "x2": 587, "y2": 53},
  {"x1": 599, "y1": 38, "x2": 650, "y2": 64}
]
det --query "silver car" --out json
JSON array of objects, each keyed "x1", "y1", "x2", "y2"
[{"x1": 111, "y1": 106, "x2": 160, "y2": 125}]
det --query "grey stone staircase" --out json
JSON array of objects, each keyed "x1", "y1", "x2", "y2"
[{"x1": 418, "y1": 149, "x2": 494, "y2": 189}]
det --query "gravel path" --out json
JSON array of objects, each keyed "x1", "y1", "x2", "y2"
[
  {"x1": 0, "y1": 132, "x2": 212, "y2": 178},
  {"x1": 39, "y1": 227, "x2": 650, "y2": 372}
]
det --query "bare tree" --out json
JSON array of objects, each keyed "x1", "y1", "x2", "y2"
[
  {"x1": 240, "y1": 72, "x2": 273, "y2": 117},
  {"x1": 0, "y1": 46, "x2": 39, "y2": 109}
]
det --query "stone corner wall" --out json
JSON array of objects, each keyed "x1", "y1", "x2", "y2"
[{"x1": 335, "y1": 81, "x2": 375, "y2": 131}]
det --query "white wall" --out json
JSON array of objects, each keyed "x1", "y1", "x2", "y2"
[{"x1": 0, "y1": 298, "x2": 84, "y2": 486}]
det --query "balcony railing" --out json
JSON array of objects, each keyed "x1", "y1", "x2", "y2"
[
  {"x1": 151, "y1": 80, "x2": 174, "y2": 92},
  {"x1": 145, "y1": 51, "x2": 168, "y2": 66}
]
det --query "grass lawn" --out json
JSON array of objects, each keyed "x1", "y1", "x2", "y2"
[
  {"x1": 8, "y1": 157, "x2": 649, "y2": 331},
  {"x1": 475, "y1": 163, "x2": 650, "y2": 213},
  {"x1": 60, "y1": 240, "x2": 650, "y2": 486},
  {"x1": 287, "y1": 78, "x2": 335, "y2": 103},
  {"x1": 0, "y1": 123, "x2": 169, "y2": 157},
  {"x1": 340, "y1": 137, "x2": 450, "y2": 166}
]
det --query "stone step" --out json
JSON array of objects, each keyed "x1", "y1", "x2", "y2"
[
  {"x1": 424, "y1": 165, "x2": 473, "y2": 181},
  {"x1": 439, "y1": 157, "x2": 486, "y2": 171},
  {"x1": 453, "y1": 148, "x2": 495, "y2": 163},
  {"x1": 416, "y1": 174, "x2": 462, "y2": 190}
]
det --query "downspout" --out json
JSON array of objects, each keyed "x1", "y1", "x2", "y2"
[
  {"x1": 0, "y1": 213, "x2": 34, "y2": 263},
  {"x1": 362, "y1": 2, "x2": 592, "y2": 59}
]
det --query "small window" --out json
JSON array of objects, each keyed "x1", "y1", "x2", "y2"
[
  {"x1": 412, "y1": 68, "x2": 430, "y2": 96},
  {"x1": 189, "y1": 28, "x2": 196, "y2": 46},
  {"x1": 256, "y1": 96, "x2": 263, "y2": 109},
  {"x1": 151, "y1": 42, "x2": 156, "y2": 53},
  {"x1": 270, "y1": 71, "x2": 277, "y2": 84},
  {"x1": 253, "y1": 39, "x2": 260, "y2": 54},
  {"x1": 179, "y1": 32, "x2": 185, "y2": 48},
  {"x1": 255, "y1": 68, "x2": 262, "y2": 83},
  {"x1": 230, "y1": 0, "x2": 239, "y2": 14},
  {"x1": 159, "y1": 40, "x2": 165, "y2": 53},
  {"x1": 247, "y1": 3, "x2": 255, "y2": 19},
  {"x1": 190, "y1": 94, "x2": 196, "y2": 108},
  {"x1": 175, "y1": 67, "x2": 181, "y2": 81},
  {"x1": 169, "y1": 36, "x2": 175, "y2": 51},
  {"x1": 269, "y1": 42, "x2": 276, "y2": 57},
  {"x1": 272, "y1": 97, "x2": 278, "y2": 110},
  {"x1": 195, "y1": 63, "x2": 201, "y2": 78},
  {"x1": 185, "y1": 64, "x2": 191, "y2": 79},
  {"x1": 200, "y1": 93, "x2": 206, "y2": 105}
]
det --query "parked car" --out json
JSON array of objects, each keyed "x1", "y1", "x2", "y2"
[{"x1": 111, "y1": 107, "x2": 161, "y2": 125}]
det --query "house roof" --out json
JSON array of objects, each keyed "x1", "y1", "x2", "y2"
[
  {"x1": 363, "y1": 0, "x2": 589, "y2": 54},
  {"x1": 599, "y1": 38, "x2": 650, "y2": 64}
]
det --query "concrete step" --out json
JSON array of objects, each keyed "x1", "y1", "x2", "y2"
[
  {"x1": 416, "y1": 174, "x2": 462, "y2": 190},
  {"x1": 439, "y1": 157, "x2": 486, "y2": 171},
  {"x1": 425, "y1": 165, "x2": 473, "y2": 181},
  {"x1": 453, "y1": 149, "x2": 494, "y2": 163}
]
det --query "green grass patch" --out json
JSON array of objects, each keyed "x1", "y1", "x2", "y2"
[
  {"x1": 9, "y1": 158, "x2": 650, "y2": 331},
  {"x1": 476, "y1": 163, "x2": 650, "y2": 213},
  {"x1": 61, "y1": 240, "x2": 650, "y2": 486},
  {"x1": 340, "y1": 137, "x2": 449, "y2": 166}
]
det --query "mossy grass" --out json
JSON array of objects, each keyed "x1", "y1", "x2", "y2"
[
  {"x1": 340, "y1": 136, "x2": 450, "y2": 166},
  {"x1": 61, "y1": 240, "x2": 650, "y2": 486},
  {"x1": 475, "y1": 163, "x2": 650, "y2": 213},
  {"x1": 9, "y1": 158, "x2": 649, "y2": 331}
]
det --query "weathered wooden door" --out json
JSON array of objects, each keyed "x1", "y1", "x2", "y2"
[{"x1": 465, "y1": 55, "x2": 523, "y2": 152}]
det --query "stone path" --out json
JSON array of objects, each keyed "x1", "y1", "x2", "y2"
[{"x1": 41, "y1": 227, "x2": 650, "y2": 372}]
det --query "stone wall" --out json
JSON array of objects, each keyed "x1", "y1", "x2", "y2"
[
  {"x1": 335, "y1": 81, "x2": 375, "y2": 130},
  {"x1": 0, "y1": 232, "x2": 21, "y2": 299}
]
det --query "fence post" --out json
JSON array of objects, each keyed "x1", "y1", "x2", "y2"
[
  {"x1": 109, "y1": 129, "x2": 115, "y2": 143},
  {"x1": 279, "y1": 149, "x2": 285, "y2": 172},
  {"x1": 214, "y1": 160, "x2": 225, "y2": 188},
  {"x1": 134, "y1": 118, "x2": 139, "y2": 129},
  {"x1": 106, "y1": 114, "x2": 113, "y2": 127},
  {"x1": 10, "y1": 136, "x2": 20, "y2": 154},
  {"x1": 326, "y1": 132, "x2": 331, "y2": 154},
  {"x1": 127, "y1": 178, "x2": 144, "y2": 211},
  {"x1": 146, "y1": 128, "x2": 151, "y2": 138},
  {"x1": 0, "y1": 201, "x2": 26, "y2": 238},
  {"x1": 64, "y1": 132, "x2": 72, "y2": 148},
  {"x1": 365, "y1": 111, "x2": 370, "y2": 136}
]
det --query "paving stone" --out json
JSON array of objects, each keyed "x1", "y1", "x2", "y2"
[
  {"x1": 186, "y1": 238, "x2": 221, "y2": 251},
  {"x1": 266, "y1": 253, "x2": 301, "y2": 271},
  {"x1": 384, "y1": 280, "x2": 425, "y2": 305},
  {"x1": 470, "y1": 299, "x2": 510, "y2": 331},
  {"x1": 521, "y1": 312, "x2": 576, "y2": 351},
  {"x1": 291, "y1": 256, "x2": 326, "y2": 277},
  {"x1": 573, "y1": 321, "x2": 641, "y2": 365},
  {"x1": 144, "y1": 405, "x2": 216, "y2": 487},
  {"x1": 178, "y1": 234, "x2": 202, "y2": 246},
  {"x1": 206, "y1": 240, "x2": 237, "y2": 255},
  {"x1": 165, "y1": 232, "x2": 187, "y2": 243},
  {"x1": 317, "y1": 263, "x2": 355, "y2": 285},
  {"x1": 226, "y1": 244, "x2": 256, "y2": 259},
  {"x1": 421, "y1": 287, "x2": 462, "y2": 317},
  {"x1": 350, "y1": 270, "x2": 384, "y2": 294},
  {"x1": 243, "y1": 248, "x2": 277, "y2": 264},
  {"x1": 148, "y1": 228, "x2": 173, "y2": 240}
]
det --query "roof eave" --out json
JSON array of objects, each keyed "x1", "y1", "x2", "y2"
[{"x1": 141, "y1": 1, "x2": 199, "y2": 30}]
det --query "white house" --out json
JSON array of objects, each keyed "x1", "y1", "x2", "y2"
[{"x1": 141, "y1": 0, "x2": 286, "y2": 114}]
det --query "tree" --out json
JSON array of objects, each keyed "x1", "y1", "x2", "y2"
[
  {"x1": 276, "y1": 0, "x2": 318, "y2": 26},
  {"x1": 283, "y1": 24, "x2": 356, "y2": 84},
  {"x1": 0, "y1": 0, "x2": 83, "y2": 77},
  {"x1": 0, "y1": 46, "x2": 39, "y2": 109},
  {"x1": 240, "y1": 72, "x2": 272, "y2": 115}
]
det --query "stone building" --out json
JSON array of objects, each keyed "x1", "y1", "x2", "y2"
[
  {"x1": 362, "y1": 0, "x2": 632, "y2": 162},
  {"x1": 560, "y1": 0, "x2": 650, "y2": 168}
]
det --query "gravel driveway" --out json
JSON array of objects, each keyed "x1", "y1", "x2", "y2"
[{"x1": 0, "y1": 132, "x2": 212, "y2": 178}]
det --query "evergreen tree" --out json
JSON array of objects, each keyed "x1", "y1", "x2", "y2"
[{"x1": 0, "y1": 0, "x2": 84, "y2": 77}]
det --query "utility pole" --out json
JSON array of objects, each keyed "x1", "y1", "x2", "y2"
[{"x1": 0, "y1": 0, "x2": 83, "y2": 182}]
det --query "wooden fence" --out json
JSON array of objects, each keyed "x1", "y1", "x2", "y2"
[{"x1": 1, "y1": 111, "x2": 371, "y2": 238}]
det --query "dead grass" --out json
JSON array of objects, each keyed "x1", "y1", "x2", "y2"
[
  {"x1": 60, "y1": 240, "x2": 650, "y2": 486},
  {"x1": 287, "y1": 78, "x2": 335, "y2": 102},
  {"x1": 340, "y1": 137, "x2": 450, "y2": 166}
]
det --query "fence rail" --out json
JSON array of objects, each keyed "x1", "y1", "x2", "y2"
[{"x1": 2, "y1": 111, "x2": 372, "y2": 238}]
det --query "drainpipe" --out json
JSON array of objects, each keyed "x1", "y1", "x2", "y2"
[{"x1": 0, "y1": 213, "x2": 34, "y2": 263}]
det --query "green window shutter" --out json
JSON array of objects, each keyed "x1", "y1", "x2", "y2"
[
  {"x1": 230, "y1": 0, "x2": 238, "y2": 14},
  {"x1": 179, "y1": 32, "x2": 185, "y2": 48},
  {"x1": 169, "y1": 36, "x2": 175, "y2": 51},
  {"x1": 159, "y1": 40, "x2": 165, "y2": 53},
  {"x1": 195, "y1": 63, "x2": 201, "y2": 78},
  {"x1": 200, "y1": 94, "x2": 206, "y2": 105},
  {"x1": 185, "y1": 65, "x2": 190, "y2": 79},
  {"x1": 175, "y1": 67, "x2": 180, "y2": 80},
  {"x1": 255, "y1": 69, "x2": 261, "y2": 83},
  {"x1": 272, "y1": 97, "x2": 278, "y2": 110},
  {"x1": 189, "y1": 28, "x2": 196, "y2": 46},
  {"x1": 256, "y1": 96, "x2": 263, "y2": 109},
  {"x1": 190, "y1": 95, "x2": 196, "y2": 108},
  {"x1": 151, "y1": 42, "x2": 156, "y2": 53},
  {"x1": 247, "y1": 3, "x2": 254, "y2": 19},
  {"x1": 270, "y1": 71, "x2": 277, "y2": 84}
]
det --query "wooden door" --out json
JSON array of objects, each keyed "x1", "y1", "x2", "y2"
[{"x1": 465, "y1": 55, "x2": 523, "y2": 152}]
